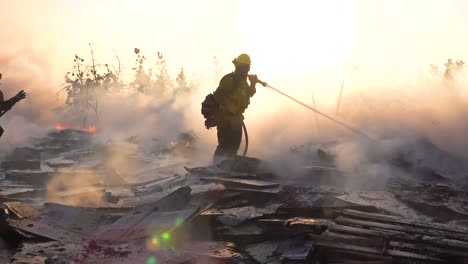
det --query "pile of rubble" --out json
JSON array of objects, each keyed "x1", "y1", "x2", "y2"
[{"x1": 1, "y1": 129, "x2": 468, "y2": 263}]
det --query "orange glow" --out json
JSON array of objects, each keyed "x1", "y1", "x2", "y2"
[
  {"x1": 146, "y1": 237, "x2": 160, "y2": 251},
  {"x1": 86, "y1": 125, "x2": 97, "y2": 133},
  {"x1": 55, "y1": 123, "x2": 68, "y2": 130},
  {"x1": 55, "y1": 123, "x2": 97, "y2": 134}
]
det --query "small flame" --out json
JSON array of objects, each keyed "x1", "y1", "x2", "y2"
[
  {"x1": 55, "y1": 123, "x2": 97, "y2": 134},
  {"x1": 86, "y1": 125, "x2": 97, "y2": 133},
  {"x1": 55, "y1": 123, "x2": 68, "y2": 130}
]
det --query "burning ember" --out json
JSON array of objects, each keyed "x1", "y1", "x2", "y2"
[{"x1": 55, "y1": 123, "x2": 97, "y2": 134}]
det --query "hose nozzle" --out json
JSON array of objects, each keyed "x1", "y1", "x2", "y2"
[
  {"x1": 257, "y1": 79, "x2": 267, "y2": 87},
  {"x1": 249, "y1": 74, "x2": 267, "y2": 87}
]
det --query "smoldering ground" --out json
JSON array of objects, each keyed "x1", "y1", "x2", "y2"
[
  {"x1": 0, "y1": 52, "x2": 60, "y2": 158},
  {"x1": 2, "y1": 46, "x2": 468, "y2": 203},
  {"x1": 0, "y1": 49, "x2": 208, "y2": 205},
  {"x1": 250, "y1": 65, "x2": 468, "y2": 191}
]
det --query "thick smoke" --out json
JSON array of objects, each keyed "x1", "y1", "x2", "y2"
[
  {"x1": 251, "y1": 63, "x2": 468, "y2": 190},
  {"x1": 2, "y1": 45, "x2": 468, "y2": 197},
  {"x1": 0, "y1": 52, "x2": 59, "y2": 158}
]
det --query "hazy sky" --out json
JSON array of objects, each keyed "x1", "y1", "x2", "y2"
[{"x1": 2, "y1": 0, "x2": 468, "y2": 94}]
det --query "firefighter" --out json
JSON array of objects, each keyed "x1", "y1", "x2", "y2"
[
  {"x1": 0, "y1": 84, "x2": 27, "y2": 138},
  {"x1": 212, "y1": 54, "x2": 259, "y2": 163}
]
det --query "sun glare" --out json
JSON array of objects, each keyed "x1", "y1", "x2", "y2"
[{"x1": 238, "y1": 0, "x2": 355, "y2": 79}]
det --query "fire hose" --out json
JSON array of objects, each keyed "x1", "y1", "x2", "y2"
[
  {"x1": 240, "y1": 77, "x2": 371, "y2": 157},
  {"x1": 242, "y1": 120, "x2": 248, "y2": 157},
  {"x1": 253, "y1": 77, "x2": 372, "y2": 140}
]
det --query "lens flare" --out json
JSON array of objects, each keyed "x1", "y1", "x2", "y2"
[
  {"x1": 161, "y1": 232, "x2": 170, "y2": 242},
  {"x1": 147, "y1": 256, "x2": 157, "y2": 264},
  {"x1": 151, "y1": 237, "x2": 159, "y2": 246},
  {"x1": 146, "y1": 236, "x2": 161, "y2": 251}
]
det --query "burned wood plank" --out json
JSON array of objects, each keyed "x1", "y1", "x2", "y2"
[
  {"x1": 200, "y1": 208, "x2": 224, "y2": 216},
  {"x1": 115, "y1": 193, "x2": 212, "y2": 242},
  {"x1": 5, "y1": 147, "x2": 41, "y2": 161},
  {"x1": 329, "y1": 224, "x2": 468, "y2": 249},
  {"x1": 39, "y1": 203, "x2": 126, "y2": 236},
  {"x1": 342, "y1": 209, "x2": 468, "y2": 235},
  {"x1": 302, "y1": 165, "x2": 344, "y2": 173},
  {"x1": 11, "y1": 241, "x2": 80, "y2": 264},
  {"x1": 92, "y1": 186, "x2": 191, "y2": 242},
  {"x1": 1, "y1": 160, "x2": 41, "y2": 170},
  {"x1": 44, "y1": 157, "x2": 78, "y2": 168},
  {"x1": 309, "y1": 231, "x2": 382, "y2": 246},
  {"x1": 314, "y1": 240, "x2": 443, "y2": 262},
  {"x1": 3, "y1": 202, "x2": 39, "y2": 219},
  {"x1": 279, "y1": 205, "x2": 378, "y2": 219},
  {"x1": 11, "y1": 256, "x2": 47, "y2": 264},
  {"x1": 123, "y1": 208, "x2": 197, "y2": 241},
  {"x1": 134, "y1": 175, "x2": 186, "y2": 193},
  {"x1": 216, "y1": 204, "x2": 281, "y2": 226},
  {"x1": 200, "y1": 177, "x2": 279, "y2": 189},
  {"x1": 336, "y1": 192, "x2": 425, "y2": 219},
  {"x1": 182, "y1": 241, "x2": 241, "y2": 262},
  {"x1": 258, "y1": 218, "x2": 330, "y2": 234},
  {"x1": 313, "y1": 230, "x2": 468, "y2": 258},
  {"x1": 105, "y1": 187, "x2": 134, "y2": 204},
  {"x1": 274, "y1": 235, "x2": 314, "y2": 261},
  {"x1": 329, "y1": 223, "x2": 403, "y2": 237},
  {"x1": 0, "y1": 187, "x2": 43, "y2": 199},
  {"x1": 116, "y1": 185, "x2": 190, "y2": 207},
  {"x1": 245, "y1": 240, "x2": 282, "y2": 263},
  {"x1": 225, "y1": 186, "x2": 282, "y2": 194},
  {"x1": 8, "y1": 219, "x2": 84, "y2": 243},
  {"x1": 5, "y1": 170, "x2": 54, "y2": 186},
  {"x1": 335, "y1": 216, "x2": 468, "y2": 242},
  {"x1": 190, "y1": 183, "x2": 226, "y2": 195},
  {"x1": 388, "y1": 241, "x2": 468, "y2": 257}
]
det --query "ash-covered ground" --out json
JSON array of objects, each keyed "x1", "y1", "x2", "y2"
[{"x1": 1, "y1": 124, "x2": 468, "y2": 263}]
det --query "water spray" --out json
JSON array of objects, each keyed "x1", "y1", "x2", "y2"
[{"x1": 253, "y1": 76, "x2": 373, "y2": 140}]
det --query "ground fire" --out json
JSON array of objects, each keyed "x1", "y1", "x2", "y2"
[{"x1": 55, "y1": 124, "x2": 97, "y2": 134}]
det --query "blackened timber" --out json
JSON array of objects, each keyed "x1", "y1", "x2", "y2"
[
  {"x1": 200, "y1": 177, "x2": 279, "y2": 189},
  {"x1": 342, "y1": 209, "x2": 468, "y2": 235},
  {"x1": 314, "y1": 240, "x2": 443, "y2": 262},
  {"x1": 311, "y1": 231, "x2": 468, "y2": 258},
  {"x1": 335, "y1": 216, "x2": 468, "y2": 242},
  {"x1": 329, "y1": 224, "x2": 468, "y2": 249},
  {"x1": 8, "y1": 219, "x2": 84, "y2": 244}
]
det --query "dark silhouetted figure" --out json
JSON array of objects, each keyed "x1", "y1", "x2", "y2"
[
  {"x1": 0, "y1": 74, "x2": 27, "y2": 138},
  {"x1": 211, "y1": 54, "x2": 259, "y2": 163}
]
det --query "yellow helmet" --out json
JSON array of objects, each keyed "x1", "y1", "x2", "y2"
[{"x1": 233, "y1": 53, "x2": 251, "y2": 65}]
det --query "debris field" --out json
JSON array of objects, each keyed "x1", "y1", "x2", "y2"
[{"x1": 1, "y1": 129, "x2": 468, "y2": 264}]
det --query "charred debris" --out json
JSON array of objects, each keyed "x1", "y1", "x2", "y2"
[{"x1": 1, "y1": 129, "x2": 468, "y2": 263}]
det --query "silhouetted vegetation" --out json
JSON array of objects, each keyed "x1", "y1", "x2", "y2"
[
  {"x1": 58, "y1": 45, "x2": 196, "y2": 127},
  {"x1": 430, "y1": 58, "x2": 465, "y2": 81}
]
